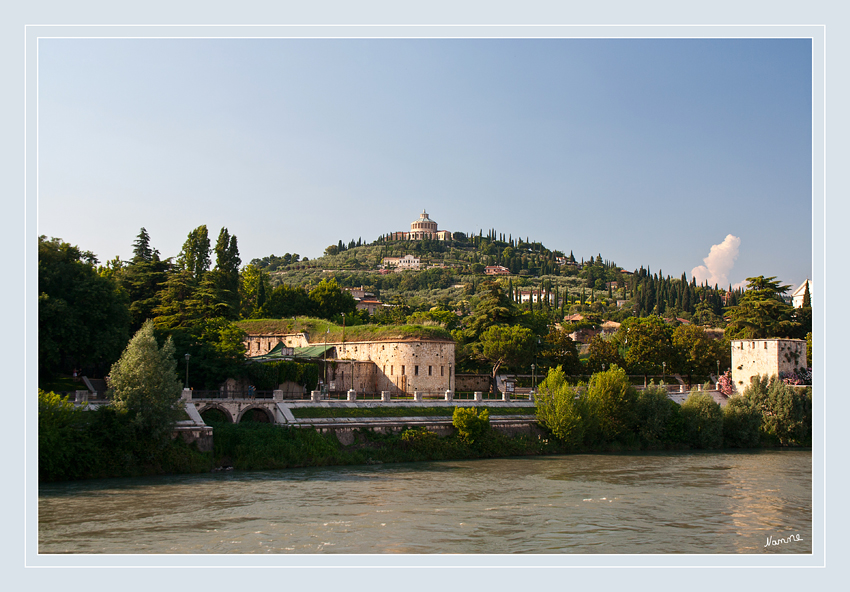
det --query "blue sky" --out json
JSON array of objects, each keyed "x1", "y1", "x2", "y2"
[{"x1": 37, "y1": 38, "x2": 813, "y2": 290}]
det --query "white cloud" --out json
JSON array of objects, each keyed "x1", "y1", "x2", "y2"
[{"x1": 691, "y1": 234, "x2": 741, "y2": 288}]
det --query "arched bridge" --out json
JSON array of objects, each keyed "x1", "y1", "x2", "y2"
[{"x1": 185, "y1": 390, "x2": 294, "y2": 425}]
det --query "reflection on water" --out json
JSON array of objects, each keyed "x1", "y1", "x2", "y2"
[{"x1": 39, "y1": 449, "x2": 811, "y2": 554}]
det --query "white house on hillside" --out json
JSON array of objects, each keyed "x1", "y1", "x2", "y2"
[{"x1": 791, "y1": 280, "x2": 811, "y2": 308}]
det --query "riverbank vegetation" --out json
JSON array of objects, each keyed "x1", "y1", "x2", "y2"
[
  {"x1": 38, "y1": 389, "x2": 555, "y2": 481},
  {"x1": 38, "y1": 390, "x2": 210, "y2": 482},
  {"x1": 535, "y1": 366, "x2": 812, "y2": 451}
]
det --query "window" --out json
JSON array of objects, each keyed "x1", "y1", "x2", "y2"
[
  {"x1": 441, "y1": 366, "x2": 444, "y2": 377},
  {"x1": 402, "y1": 365, "x2": 405, "y2": 376},
  {"x1": 391, "y1": 365, "x2": 394, "y2": 375},
  {"x1": 415, "y1": 366, "x2": 419, "y2": 376},
  {"x1": 428, "y1": 366, "x2": 432, "y2": 376}
]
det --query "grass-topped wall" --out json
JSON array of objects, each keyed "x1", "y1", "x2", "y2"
[{"x1": 235, "y1": 317, "x2": 453, "y2": 343}]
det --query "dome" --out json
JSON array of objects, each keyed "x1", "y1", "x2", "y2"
[{"x1": 411, "y1": 209, "x2": 437, "y2": 227}]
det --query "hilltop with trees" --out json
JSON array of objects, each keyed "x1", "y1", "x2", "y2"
[{"x1": 39, "y1": 224, "x2": 812, "y2": 392}]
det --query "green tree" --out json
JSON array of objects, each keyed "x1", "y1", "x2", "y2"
[
  {"x1": 584, "y1": 365, "x2": 638, "y2": 444},
  {"x1": 257, "y1": 283, "x2": 312, "y2": 319},
  {"x1": 672, "y1": 324, "x2": 726, "y2": 386},
  {"x1": 722, "y1": 395, "x2": 762, "y2": 448},
  {"x1": 239, "y1": 264, "x2": 271, "y2": 318},
  {"x1": 210, "y1": 227, "x2": 241, "y2": 318},
  {"x1": 634, "y1": 385, "x2": 672, "y2": 446},
  {"x1": 309, "y1": 279, "x2": 357, "y2": 320},
  {"x1": 108, "y1": 320, "x2": 183, "y2": 440},
  {"x1": 479, "y1": 324, "x2": 535, "y2": 379},
  {"x1": 743, "y1": 375, "x2": 812, "y2": 446},
  {"x1": 806, "y1": 331, "x2": 812, "y2": 367},
  {"x1": 407, "y1": 309, "x2": 461, "y2": 331},
  {"x1": 467, "y1": 281, "x2": 516, "y2": 338},
  {"x1": 119, "y1": 228, "x2": 170, "y2": 331},
  {"x1": 679, "y1": 391, "x2": 724, "y2": 449},
  {"x1": 535, "y1": 366, "x2": 588, "y2": 448},
  {"x1": 177, "y1": 225, "x2": 211, "y2": 279},
  {"x1": 725, "y1": 276, "x2": 796, "y2": 339},
  {"x1": 540, "y1": 327, "x2": 581, "y2": 374},
  {"x1": 39, "y1": 236, "x2": 131, "y2": 380},
  {"x1": 617, "y1": 316, "x2": 675, "y2": 381},
  {"x1": 585, "y1": 335, "x2": 624, "y2": 374},
  {"x1": 170, "y1": 317, "x2": 247, "y2": 389}
]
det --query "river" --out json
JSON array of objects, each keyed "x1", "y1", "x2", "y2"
[{"x1": 38, "y1": 449, "x2": 811, "y2": 554}]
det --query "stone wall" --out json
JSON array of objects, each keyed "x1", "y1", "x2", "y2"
[
  {"x1": 731, "y1": 338, "x2": 808, "y2": 393},
  {"x1": 455, "y1": 373, "x2": 492, "y2": 392},
  {"x1": 245, "y1": 333, "x2": 310, "y2": 356},
  {"x1": 333, "y1": 340, "x2": 455, "y2": 394}
]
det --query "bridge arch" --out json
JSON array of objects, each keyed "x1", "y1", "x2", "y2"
[
  {"x1": 198, "y1": 404, "x2": 234, "y2": 424},
  {"x1": 237, "y1": 405, "x2": 274, "y2": 424}
]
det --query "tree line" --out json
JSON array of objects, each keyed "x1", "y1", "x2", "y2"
[
  {"x1": 39, "y1": 227, "x2": 362, "y2": 389},
  {"x1": 536, "y1": 365, "x2": 812, "y2": 451}
]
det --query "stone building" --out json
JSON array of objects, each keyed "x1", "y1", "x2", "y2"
[
  {"x1": 386, "y1": 210, "x2": 453, "y2": 241},
  {"x1": 244, "y1": 330, "x2": 455, "y2": 395},
  {"x1": 730, "y1": 338, "x2": 808, "y2": 393}
]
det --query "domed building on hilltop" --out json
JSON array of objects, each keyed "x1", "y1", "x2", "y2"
[{"x1": 386, "y1": 210, "x2": 453, "y2": 241}]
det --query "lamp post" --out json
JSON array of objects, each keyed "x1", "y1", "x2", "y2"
[
  {"x1": 341, "y1": 312, "x2": 346, "y2": 345},
  {"x1": 531, "y1": 363, "x2": 536, "y2": 394},
  {"x1": 662, "y1": 361, "x2": 666, "y2": 383},
  {"x1": 324, "y1": 327, "x2": 329, "y2": 395},
  {"x1": 717, "y1": 360, "x2": 720, "y2": 378},
  {"x1": 184, "y1": 353, "x2": 191, "y2": 389}
]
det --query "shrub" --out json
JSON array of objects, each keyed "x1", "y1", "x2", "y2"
[
  {"x1": 452, "y1": 407, "x2": 490, "y2": 443},
  {"x1": 744, "y1": 375, "x2": 811, "y2": 446},
  {"x1": 634, "y1": 385, "x2": 672, "y2": 446},
  {"x1": 680, "y1": 391, "x2": 723, "y2": 449},
  {"x1": 535, "y1": 366, "x2": 588, "y2": 448},
  {"x1": 723, "y1": 395, "x2": 762, "y2": 448},
  {"x1": 584, "y1": 365, "x2": 638, "y2": 444}
]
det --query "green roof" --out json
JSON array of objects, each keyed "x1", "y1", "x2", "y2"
[
  {"x1": 293, "y1": 345, "x2": 335, "y2": 358},
  {"x1": 249, "y1": 342, "x2": 335, "y2": 361}
]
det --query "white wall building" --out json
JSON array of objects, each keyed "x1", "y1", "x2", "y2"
[{"x1": 730, "y1": 338, "x2": 808, "y2": 393}]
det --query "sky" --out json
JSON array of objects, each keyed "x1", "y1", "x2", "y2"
[{"x1": 37, "y1": 38, "x2": 813, "y2": 291}]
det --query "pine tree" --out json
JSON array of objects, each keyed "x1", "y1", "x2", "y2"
[{"x1": 132, "y1": 227, "x2": 155, "y2": 263}]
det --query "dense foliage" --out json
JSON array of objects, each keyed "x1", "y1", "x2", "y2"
[
  {"x1": 39, "y1": 236, "x2": 131, "y2": 380},
  {"x1": 535, "y1": 366, "x2": 811, "y2": 451},
  {"x1": 38, "y1": 390, "x2": 209, "y2": 482},
  {"x1": 244, "y1": 360, "x2": 319, "y2": 391},
  {"x1": 108, "y1": 321, "x2": 184, "y2": 440}
]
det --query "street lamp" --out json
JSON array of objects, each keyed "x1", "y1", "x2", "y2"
[
  {"x1": 531, "y1": 363, "x2": 536, "y2": 393},
  {"x1": 341, "y1": 312, "x2": 346, "y2": 344},
  {"x1": 184, "y1": 353, "x2": 191, "y2": 389},
  {"x1": 662, "y1": 361, "x2": 666, "y2": 383},
  {"x1": 717, "y1": 360, "x2": 720, "y2": 378},
  {"x1": 324, "y1": 327, "x2": 330, "y2": 395}
]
